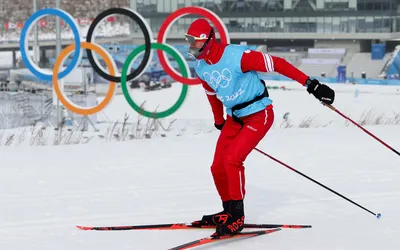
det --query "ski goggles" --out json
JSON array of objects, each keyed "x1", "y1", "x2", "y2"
[
  {"x1": 185, "y1": 29, "x2": 214, "y2": 46},
  {"x1": 185, "y1": 34, "x2": 205, "y2": 46}
]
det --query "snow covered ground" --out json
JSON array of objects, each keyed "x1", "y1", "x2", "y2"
[{"x1": 0, "y1": 80, "x2": 400, "y2": 249}]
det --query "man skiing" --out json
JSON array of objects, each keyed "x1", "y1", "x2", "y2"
[{"x1": 185, "y1": 18, "x2": 335, "y2": 237}]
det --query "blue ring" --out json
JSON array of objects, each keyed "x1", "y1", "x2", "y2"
[{"x1": 20, "y1": 8, "x2": 81, "y2": 81}]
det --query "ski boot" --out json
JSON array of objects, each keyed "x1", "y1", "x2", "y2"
[
  {"x1": 191, "y1": 200, "x2": 231, "y2": 227},
  {"x1": 211, "y1": 200, "x2": 245, "y2": 237}
]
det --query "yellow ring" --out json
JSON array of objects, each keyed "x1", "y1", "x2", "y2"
[{"x1": 52, "y1": 42, "x2": 116, "y2": 116}]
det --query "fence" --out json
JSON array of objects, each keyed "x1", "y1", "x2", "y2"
[{"x1": 0, "y1": 90, "x2": 97, "y2": 130}]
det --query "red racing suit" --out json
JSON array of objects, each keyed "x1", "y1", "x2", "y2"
[{"x1": 200, "y1": 44, "x2": 309, "y2": 201}]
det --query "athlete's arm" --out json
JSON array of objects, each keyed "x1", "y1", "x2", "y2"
[
  {"x1": 200, "y1": 78, "x2": 225, "y2": 125},
  {"x1": 241, "y1": 50, "x2": 309, "y2": 86}
]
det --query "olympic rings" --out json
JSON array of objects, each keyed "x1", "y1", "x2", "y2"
[
  {"x1": 53, "y1": 42, "x2": 117, "y2": 116},
  {"x1": 157, "y1": 6, "x2": 230, "y2": 85},
  {"x1": 121, "y1": 43, "x2": 188, "y2": 119},
  {"x1": 20, "y1": 6, "x2": 230, "y2": 119},
  {"x1": 20, "y1": 8, "x2": 82, "y2": 81},
  {"x1": 86, "y1": 8, "x2": 153, "y2": 82}
]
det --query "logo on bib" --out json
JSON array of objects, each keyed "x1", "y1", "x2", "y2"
[{"x1": 203, "y1": 68, "x2": 232, "y2": 89}]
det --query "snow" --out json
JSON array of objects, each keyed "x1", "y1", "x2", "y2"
[{"x1": 1, "y1": 80, "x2": 400, "y2": 249}]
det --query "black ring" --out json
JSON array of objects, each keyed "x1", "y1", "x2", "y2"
[{"x1": 86, "y1": 8, "x2": 152, "y2": 82}]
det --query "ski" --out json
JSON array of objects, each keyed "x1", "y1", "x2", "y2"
[
  {"x1": 168, "y1": 228, "x2": 281, "y2": 250},
  {"x1": 76, "y1": 222, "x2": 311, "y2": 231}
]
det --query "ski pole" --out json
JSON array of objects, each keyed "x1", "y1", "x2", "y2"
[
  {"x1": 323, "y1": 103, "x2": 400, "y2": 157},
  {"x1": 254, "y1": 148, "x2": 381, "y2": 219}
]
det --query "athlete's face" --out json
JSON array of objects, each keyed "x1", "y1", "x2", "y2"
[
  {"x1": 187, "y1": 41, "x2": 205, "y2": 60},
  {"x1": 190, "y1": 40, "x2": 206, "y2": 49},
  {"x1": 185, "y1": 34, "x2": 208, "y2": 59}
]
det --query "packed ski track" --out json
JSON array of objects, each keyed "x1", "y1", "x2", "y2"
[{"x1": 1, "y1": 81, "x2": 400, "y2": 249}]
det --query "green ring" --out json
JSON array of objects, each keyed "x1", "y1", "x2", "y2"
[{"x1": 121, "y1": 43, "x2": 189, "y2": 119}]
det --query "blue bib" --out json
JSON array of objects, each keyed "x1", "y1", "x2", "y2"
[{"x1": 195, "y1": 45, "x2": 272, "y2": 118}]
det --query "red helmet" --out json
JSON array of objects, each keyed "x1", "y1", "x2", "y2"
[{"x1": 185, "y1": 18, "x2": 216, "y2": 60}]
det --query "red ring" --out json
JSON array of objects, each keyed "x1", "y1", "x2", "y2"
[{"x1": 157, "y1": 6, "x2": 230, "y2": 85}]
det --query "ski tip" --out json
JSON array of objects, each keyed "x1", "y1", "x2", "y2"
[
  {"x1": 76, "y1": 225, "x2": 92, "y2": 230},
  {"x1": 281, "y1": 225, "x2": 312, "y2": 229}
]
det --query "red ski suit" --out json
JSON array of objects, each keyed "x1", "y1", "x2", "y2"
[{"x1": 199, "y1": 43, "x2": 309, "y2": 202}]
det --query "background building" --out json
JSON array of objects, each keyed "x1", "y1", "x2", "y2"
[{"x1": 0, "y1": 0, "x2": 399, "y2": 80}]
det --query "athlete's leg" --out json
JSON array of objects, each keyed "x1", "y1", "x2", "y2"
[
  {"x1": 225, "y1": 107, "x2": 275, "y2": 201},
  {"x1": 210, "y1": 118, "x2": 243, "y2": 201},
  {"x1": 212, "y1": 106, "x2": 275, "y2": 236}
]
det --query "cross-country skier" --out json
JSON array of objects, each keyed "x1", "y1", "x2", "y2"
[{"x1": 185, "y1": 18, "x2": 335, "y2": 237}]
